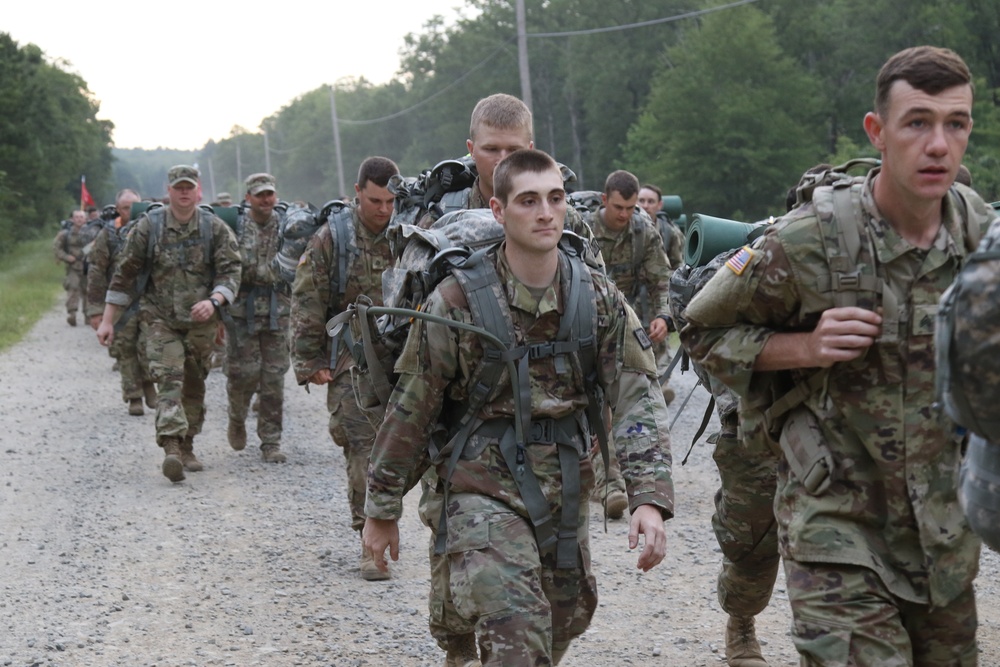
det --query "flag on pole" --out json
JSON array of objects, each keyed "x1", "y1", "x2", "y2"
[{"x1": 80, "y1": 176, "x2": 95, "y2": 210}]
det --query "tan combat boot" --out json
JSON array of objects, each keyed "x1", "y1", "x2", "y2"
[
  {"x1": 443, "y1": 633, "x2": 481, "y2": 667},
  {"x1": 161, "y1": 438, "x2": 185, "y2": 483},
  {"x1": 228, "y1": 419, "x2": 247, "y2": 451},
  {"x1": 67, "y1": 313, "x2": 77, "y2": 327},
  {"x1": 605, "y1": 490, "x2": 629, "y2": 520},
  {"x1": 180, "y1": 436, "x2": 204, "y2": 472},
  {"x1": 143, "y1": 382, "x2": 158, "y2": 409},
  {"x1": 360, "y1": 543, "x2": 390, "y2": 581},
  {"x1": 662, "y1": 384, "x2": 676, "y2": 404},
  {"x1": 128, "y1": 398, "x2": 144, "y2": 416},
  {"x1": 261, "y1": 444, "x2": 286, "y2": 463},
  {"x1": 726, "y1": 615, "x2": 768, "y2": 667}
]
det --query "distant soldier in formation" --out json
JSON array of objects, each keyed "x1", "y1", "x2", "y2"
[
  {"x1": 290, "y1": 156, "x2": 399, "y2": 579},
  {"x1": 225, "y1": 173, "x2": 290, "y2": 463},
  {"x1": 215, "y1": 192, "x2": 233, "y2": 207},
  {"x1": 53, "y1": 209, "x2": 88, "y2": 327},
  {"x1": 86, "y1": 189, "x2": 157, "y2": 416},
  {"x1": 97, "y1": 165, "x2": 241, "y2": 483},
  {"x1": 582, "y1": 170, "x2": 673, "y2": 519}
]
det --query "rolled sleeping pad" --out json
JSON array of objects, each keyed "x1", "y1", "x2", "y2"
[
  {"x1": 684, "y1": 214, "x2": 769, "y2": 268},
  {"x1": 661, "y1": 195, "x2": 683, "y2": 220}
]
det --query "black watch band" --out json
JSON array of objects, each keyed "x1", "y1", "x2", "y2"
[{"x1": 209, "y1": 297, "x2": 221, "y2": 311}]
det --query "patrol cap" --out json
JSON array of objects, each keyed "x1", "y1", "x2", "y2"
[
  {"x1": 167, "y1": 165, "x2": 200, "y2": 187},
  {"x1": 216, "y1": 192, "x2": 233, "y2": 205},
  {"x1": 245, "y1": 173, "x2": 276, "y2": 195}
]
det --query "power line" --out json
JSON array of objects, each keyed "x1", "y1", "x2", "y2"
[{"x1": 527, "y1": 0, "x2": 761, "y2": 38}]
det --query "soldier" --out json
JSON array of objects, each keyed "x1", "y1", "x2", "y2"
[
  {"x1": 53, "y1": 210, "x2": 88, "y2": 326},
  {"x1": 216, "y1": 192, "x2": 233, "y2": 207},
  {"x1": 363, "y1": 149, "x2": 673, "y2": 666},
  {"x1": 225, "y1": 173, "x2": 291, "y2": 463},
  {"x1": 86, "y1": 189, "x2": 157, "y2": 416},
  {"x1": 582, "y1": 170, "x2": 673, "y2": 519},
  {"x1": 97, "y1": 165, "x2": 241, "y2": 483},
  {"x1": 682, "y1": 46, "x2": 996, "y2": 666},
  {"x1": 290, "y1": 156, "x2": 398, "y2": 579}
]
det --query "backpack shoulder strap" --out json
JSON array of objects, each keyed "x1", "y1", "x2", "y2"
[{"x1": 327, "y1": 203, "x2": 358, "y2": 299}]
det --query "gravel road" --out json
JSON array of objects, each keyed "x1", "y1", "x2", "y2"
[{"x1": 2, "y1": 304, "x2": 999, "y2": 667}]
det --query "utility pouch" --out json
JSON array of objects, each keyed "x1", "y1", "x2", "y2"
[{"x1": 778, "y1": 410, "x2": 834, "y2": 495}]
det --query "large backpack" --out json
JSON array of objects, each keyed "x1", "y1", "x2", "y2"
[
  {"x1": 328, "y1": 207, "x2": 609, "y2": 567},
  {"x1": 388, "y1": 156, "x2": 479, "y2": 227}
]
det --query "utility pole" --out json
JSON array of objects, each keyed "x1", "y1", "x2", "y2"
[
  {"x1": 235, "y1": 136, "x2": 242, "y2": 187},
  {"x1": 515, "y1": 0, "x2": 532, "y2": 113},
  {"x1": 329, "y1": 86, "x2": 347, "y2": 198},
  {"x1": 263, "y1": 127, "x2": 272, "y2": 175},
  {"x1": 207, "y1": 157, "x2": 217, "y2": 202}
]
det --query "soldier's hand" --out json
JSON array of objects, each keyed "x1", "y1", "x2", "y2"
[
  {"x1": 362, "y1": 517, "x2": 399, "y2": 573},
  {"x1": 648, "y1": 317, "x2": 668, "y2": 344},
  {"x1": 89, "y1": 315, "x2": 102, "y2": 331},
  {"x1": 191, "y1": 299, "x2": 216, "y2": 322},
  {"x1": 309, "y1": 369, "x2": 333, "y2": 385},
  {"x1": 808, "y1": 306, "x2": 882, "y2": 367},
  {"x1": 96, "y1": 320, "x2": 114, "y2": 347},
  {"x1": 629, "y1": 504, "x2": 667, "y2": 572}
]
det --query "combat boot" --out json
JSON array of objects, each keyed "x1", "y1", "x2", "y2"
[
  {"x1": 605, "y1": 490, "x2": 629, "y2": 520},
  {"x1": 360, "y1": 543, "x2": 391, "y2": 581},
  {"x1": 67, "y1": 313, "x2": 77, "y2": 327},
  {"x1": 143, "y1": 382, "x2": 158, "y2": 409},
  {"x1": 228, "y1": 419, "x2": 247, "y2": 451},
  {"x1": 261, "y1": 444, "x2": 286, "y2": 463},
  {"x1": 161, "y1": 438, "x2": 185, "y2": 483},
  {"x1": 662, "y1": 384, "x2": 676, "y2": 404},
  {"x1": 180, "y1": 436, "x2": 204, "y2": 472},
  {"x1": 726, "y1": 615, "x2": 768, "y2": 667},
  {"x1": 443, "y1": 633, "x2": 481, "y2": 667},
  {"x1": 128, "y1": 398, "x2": 144, "y2": 416}
]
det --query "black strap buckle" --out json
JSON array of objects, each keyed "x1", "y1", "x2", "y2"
[{"x1": 528, "y1": 418, "x2": 555, "y2": 444}]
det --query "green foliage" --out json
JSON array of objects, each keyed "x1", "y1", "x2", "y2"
[
  {"x1": 623, "y1": 4, "x2": 824, "y2": 220},
  {"x1": 0, "y1": 33, "x2": 112, "y2": 255},
  {"x1": 0, "y1": 238, "x2": 63, "y2": 351}
]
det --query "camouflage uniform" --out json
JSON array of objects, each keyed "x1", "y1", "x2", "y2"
[
  {"x1": 682, "y1": 171, "x2": 996, "y2": 666},
  {"x1": 53, "y1": 224, "x2": 88, "y2": 321},
  {"x1": 585, "y1": 208, "x2": 673, "y2": 497},
  {"x1": 87, "y1": 221, "x2": 154, "y2": 406},
  {"x1": 656, "y1": 211, "x2": 685, "y2": 271},
  {"x1": 290, "y1": 202, "x2": 393, "y2": 532},
  {"x1": 367, "y1": 244, "x2": 674, "y2": 666},
  {"x1": 106, "y1": 207, "x2": 240, "y2": 447},
  {"x1": 226, "y1": 209, "x2": 291, "y2": 453}
]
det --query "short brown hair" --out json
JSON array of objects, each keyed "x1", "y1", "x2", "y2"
[
  {"x1": 357, "y1": 156, "x2": 399, "y2": 189},
  {"x1": 640, "y1": 184, "x2": 662, "y2": 201},
  {"x1": 469, "y1": 94, "x2": 533, "y2": 141},
  {"x1": 874, "y1": 46, "x2": 972, "y2": 117},
  {"x1": 493, "y1": 149, "x2": 560, "y2": 205},
  {"x1": 604, "y1": 170, "x2": 640, "y2": 200}
]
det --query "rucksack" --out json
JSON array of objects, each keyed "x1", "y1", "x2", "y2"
[
  {"x1": 388, "y1": 156, "x2": 479, "y2": 227},
  {"x1": 271, "y1": 199, "x2": 344, "y2": 288},
  {"x1": 328, "y1": 207, "x2": 609, "y2": 568}
]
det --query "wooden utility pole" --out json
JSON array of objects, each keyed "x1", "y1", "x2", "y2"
[
  {"x1": 516, "y1": 0, "x2": 532, "y2": 113},
  {"x1": 329, "y1": 86, "x2": 347, "y2": 198}
]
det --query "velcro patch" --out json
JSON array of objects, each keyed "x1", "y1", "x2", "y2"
[
  {"x1": 633, "y1": 327, "x2": 652, "y2": 350},
  {"x1": 725, "y1": 246, "x2": 754, "y2": 275}
]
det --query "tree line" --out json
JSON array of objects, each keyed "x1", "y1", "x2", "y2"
[{"x1": 0, "y1": 33, "x2": 112, "y2": 256}]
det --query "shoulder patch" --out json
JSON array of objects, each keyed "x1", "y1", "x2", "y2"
[
  {"x1": 725, "y1": 246, "x2": 754, "y2": 275},
  {"x1": 633, "y1": 327, "x2": 652, "y2": 350}
]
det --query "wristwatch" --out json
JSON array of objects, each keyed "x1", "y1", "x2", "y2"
[{"x1": 209, "y1": 297, "x2": 221, "y2": 311}]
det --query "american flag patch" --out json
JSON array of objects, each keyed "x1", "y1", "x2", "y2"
[{"x1": 725, "y1": 246, "x2": 754, "y2": 275}]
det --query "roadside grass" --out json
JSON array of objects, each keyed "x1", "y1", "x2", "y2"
[{"x1": 0, "y1": 239, "x2": 63, "y2": 352}]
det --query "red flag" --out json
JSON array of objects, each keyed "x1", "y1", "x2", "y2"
[{"x1": 80, "y1": 176, "x2": 95, "y2": 209}]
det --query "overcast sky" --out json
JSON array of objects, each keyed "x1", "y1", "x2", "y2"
[{"x1": 5, "y1": 1, "x2": 466, "y2": 150}]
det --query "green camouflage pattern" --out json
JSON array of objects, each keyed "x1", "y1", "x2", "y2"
[
  {"x1": 366, "y1": 244, "x2": 673, "y2": 662},
  {"x1": 290, "y1": 202, "x2": 392, "y2": 532},
  {"x1": 657, "y1": 211, "x2": 685, "y2": 270},
  {"x1": 53, "y1": 225, "x2": 88, "y2": 315},
  {"x1": 226, "y1": 210, "x2": 291, "y2": 448},
  {"x1": 682, "y1": 170, "x2": 993, "y2": 612}
]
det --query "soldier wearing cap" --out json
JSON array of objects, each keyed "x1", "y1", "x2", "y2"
[
  {"x1": 216, "y1": 192, "x2": 233, "y2": 207},
  {"x1": 225, "y1": 173, "x2": 291, "y2": 463},
  {"x1": 97, "y1": 165, "x2": 241, "y2": 482}
]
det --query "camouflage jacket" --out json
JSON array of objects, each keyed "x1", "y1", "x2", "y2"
[
  {"x1": 681, "y1": 170, "x2": 997, "y2": 607},
  {"x1": 230, "y1": 209, "x2": 290, "y2": 329},
  {"x1": 290, "y1": 203, "x2": 393, "y2": 384},
  {"x1": 85, "y1": 223, "x2": 122, "y2": 318},
  {"x1": 366, "y1": 244, "x2": 674, "y2": 523},
  {"x1": 53, "y1": 225, "x2": 88, "y2": 273},
  {"x1": 105, "y1": 208, "x2": 241, "y2": 326},
  {"x1": 587, "y1": 208, "x2": 672, "y2": 319},
  {"x1": 656, "y1": 211, "x2": 685, "y2": 270}
]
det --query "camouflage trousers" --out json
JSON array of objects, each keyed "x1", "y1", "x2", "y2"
[
  {"x1": 225, "y1": 322, "x2": 290, "y2": 447},
  {"x1": 419, "y1": 477, "x2": 477, "y2": 647},
  {"x1": 444, "y1": 493, "x2": 598, "y2": 666},
  {"x1": 712, "y1": 414, "x2": 780, "y2": 618},
  {"x1": 110, "y1": 314, "x2": 151, "y2": 402},
  {"x1": 328, "y1": 371, "x2": 376, "y2": 532},
  {"x1": 63, "y1": 267, "x2": 85, "y2": 315},
  {"x1": 141, "y1": 318, "x2": 216, "y2": 445},
  {"x1": 785, "y1": 560, "x2": 978, "y2": 666}
]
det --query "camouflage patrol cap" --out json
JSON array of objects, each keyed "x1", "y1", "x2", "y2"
[
  {"x1": 216, "y1": 192, "x2": 233, "y2": 205},
  {"x1": 245, "y1": 173, "x2": 276, "y2": 195},
  {"x1": 167, "y1": 165, "x2": 199, "y2": 187}
]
